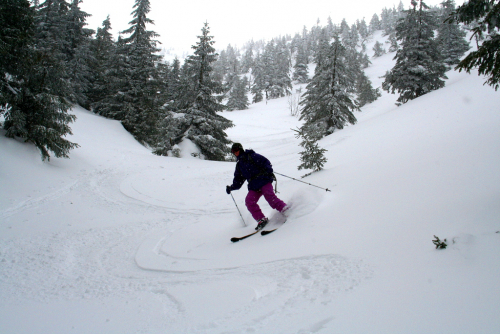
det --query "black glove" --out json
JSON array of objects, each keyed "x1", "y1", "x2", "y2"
[{"x1": 226, "y1": 185, "x2": 232, "y2": 194}]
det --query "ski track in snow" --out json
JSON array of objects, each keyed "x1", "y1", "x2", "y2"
[
  {"x1": 0, "y1": 221, "x2": 372, "y2": 333},
  {"x1": 0, "y1": 158, "x2": 371, "y2": 333},
  {"x1": 0, "y1": 179, "x2": 79, "y2": 220}
]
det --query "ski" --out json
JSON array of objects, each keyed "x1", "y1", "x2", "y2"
[
  {"x1": 231, "y1": 230, "x2": 260, "y2": 242},
  {"x1": 261, "y1": 218, "x2": 287, "y2": 236},
  {"x1": 231, "y1": 215, "x2": 286, "y2": 242},
  {"x1": 261, "y1": 228, "x2": 278, "y2": 236}
]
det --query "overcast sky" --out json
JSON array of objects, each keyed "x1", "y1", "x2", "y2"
[{"x1": 80, "y1": 0, "x2": 465, "y2": 54}]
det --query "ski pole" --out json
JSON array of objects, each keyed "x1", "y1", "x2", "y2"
[
  {"x1": 230, "y1": 192, "x2": 247, "y2": 226},
  {"x1": 274, "y1": 172, "x2": 332, "y2": 192}
]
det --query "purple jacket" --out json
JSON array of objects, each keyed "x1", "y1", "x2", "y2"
[{"x1": 230, "y1": 150, "x2": 275, "y2": 191}]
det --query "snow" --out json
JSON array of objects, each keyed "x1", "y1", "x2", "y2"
[{"x1": 1, "y1": 35, "x2": 500, "y2": 333}]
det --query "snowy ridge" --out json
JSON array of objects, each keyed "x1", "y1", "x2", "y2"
[{"x1": 1, "y1": 38, "x2": 500, "y2": 333}]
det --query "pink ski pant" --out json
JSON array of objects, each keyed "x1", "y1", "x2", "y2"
[{"x1": 245, "y1": 183, "x2": 287, "y2": 221}]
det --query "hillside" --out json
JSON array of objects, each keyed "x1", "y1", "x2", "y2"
[{"x1": 1, "y1": 33, "x2": 499, "y2": 333}]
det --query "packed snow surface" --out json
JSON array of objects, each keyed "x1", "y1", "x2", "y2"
[{"x1": 1, "y1": 36, "x2": 500, "y2": 333}]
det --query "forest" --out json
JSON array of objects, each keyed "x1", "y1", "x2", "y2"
[{"x1": 1, "y1": 0, "x2": 498, "y2": 164}]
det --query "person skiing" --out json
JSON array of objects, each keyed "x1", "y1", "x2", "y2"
[{"x1": 226, "y1": 143, "x2": 288, "y2": 230}]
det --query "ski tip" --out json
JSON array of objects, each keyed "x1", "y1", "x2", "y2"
[
  {"x1": 231, "y1": 238, "x2": 240, "y2": 243},
  {"x1": 261, "y1": 229, "x2": 276, "y2": 236}
]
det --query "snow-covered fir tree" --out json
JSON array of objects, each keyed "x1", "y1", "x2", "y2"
[
  {"x1": 436, "y1": 0, "x2": 470, "y2": 67},
  {"x1": 340, "y1": 18, "x2": 350, "y2": 38},
  {"x1": 447, "y1": 0, "x2": 499, "y2": 90},
  {"x1": 380, "y1": 7, "x2": 395, "y2": 36},
  {"x1": 1, "y1": 0, "x2": 79, "y2": 160},
  {"x1": 250, "y1": 53, "x2": 265, "y2": 103},
  {"x1": 294, "y1": 127, "x2": 328, "y2": 175},
  {"x1": 345, "y1": 23, "x2": 359, "y2": 49},
  {"x1": 259, "y1": 39, "x2": 292, "y2": 100},
  {"x1": 357, "y1": 18, "x2": 369, "y2": 45},
  {"x1": 293, "y1": 39, "x2": 309, "y2": 83},
  {"x1": 65, "y1": 0, "x2": 94, "y2": 109},
  {"x1": 226, "y1": 75, "x2": 249, "y2": 111},
  {"x1": 369, "y1": 13, "x2": 381, "y2": 33},
  {"x1": 356, "y1": 72, "x2": 382, "y2": 107},
  {"x1": 388, "y1": 33, "x2": 399, "y2": 52},
  {"x1": 382, "y1": 0, "x2": 447, "y2": 105},
  {"x1": 159, "y1": 57, "x2": 182, "y2": 109},
  {"x1": 214, "y1": 44, "x2": 241, "y2": 98},
  {"x1": 240, "y1": 42, "x2": 254, "y2": 74},
  {"x1": 299, "y1": 32, "x2": 359, "y2": 140},
  {"x1": 151, "y1": 58, "x2": 184, "y2": 156},
  {"x1": 373, "y1": 40, "x2": 386, "y2": 57},
  {"x1": 91, "y1": 35, "x2": 128, "y2": 120},
  {"x1": 120, "y1": 0, "x2": 163, "y2": 145},
  {"x1": 0, "y1": 0, "x2": 33, "y2": 79},
  {"x1": 87, "y1": 16, "x2": 115, "y2": 106},
  {"x1": 94, "y1": 0, "x2": 163, "y2": 146},
  {"x1": 171, "y1": 22, "x2": 233, "y2": 161},
  {"x1": 380, "y1": 2, "x2": 406, "y2": 52},
  {"x1": 326, "y1": 17, "x2": 336, "y2": 38}
]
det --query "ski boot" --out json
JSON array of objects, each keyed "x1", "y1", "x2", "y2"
[{"x1": 255, "y1": 217, "x2": 269, "y2": 230}]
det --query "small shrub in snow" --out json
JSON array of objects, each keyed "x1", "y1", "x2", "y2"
[{"x1": 433, "y1": 235, "x2": 448, "y2": 249}]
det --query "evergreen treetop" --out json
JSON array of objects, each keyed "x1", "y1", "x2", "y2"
[
  {"x1": 299, "y1": 33, "x2": 359, "y2": 140},
  {"x1": 447, "y1": 0, "x2": 500, "y2": 90},
  {"x1": 382, "y1": 0, "x2": 447, "y2": 104}
]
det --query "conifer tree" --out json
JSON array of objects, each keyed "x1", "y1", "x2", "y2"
[
  {"x1": 260, "y1": 39, "x2": 292, "y2": 100},
  {"x1": 226, "y1": 75, "x2": 249, "y2": 111},
  {"x1": 121, "y1": 0, "x2": 163, "y2": 145},
  {"x1": 373, "y1": 41, "x2": 386, "y2": 57},
  {"x1": 225, "y1": 44, "x2": 240, "y2": 76},
  {"x1": 151, "y1": 58, "x2": 182, "y2": 156},
  {"x1": 274, "y1": 38, "x2": 293, "y2": 97},
  {"x1": 357, "y1": 18, "x2": 369, "y2": 44},
  {"x1": 388, "y1": 33, "x2": 399, "y2": 52},
  {"x1": 65, "y1": 0, "x2": 94, "y2": 108},
  {"x1": 88, "y1": 16, "x2": 115, "y2": 106},
  {"x1": 251, "y1": 39, "x2": 292, "y2": 101},
  {"x1": 382, "y1": 0, "x2": 447, "y2": 104},
  {"x1": 447, "y1": 0, "x2": 500, "y2": 90},
  {"x1": 161, "y1": 57, "x2": 182, "y2": 109},
  {"x1": 294, "y1": 127, "x2": 328, "y2": 175},
  {"x1": 0, "y1": 0, "x2": 32, "y2": 75},
  {"x1": 240, "y1": 42, "x2": 254, "y2": 74},
  {"x1": 94, "y1": 0, "x2": 163, "y2": 146},
  {"x1": 345, "y1": 23, "x2": 360, "y2": 49},
  {"x1": 91, "y1": 35, "x2": 128, "y2": 120},
  {"x1": 436, "y1": 0, "x2": 470, "y2": 67},
  {"x1": 173, "y1": 22, "x2": 233, "y2": 161},
  {"x1": 1, "y1": 0, "x2": 79, "y2": 160},
  {"x1": 356, "y1": 72, "x2": 382, "y2": 107},
  {"x1": 299, "y1": 33, "x2": 359, "y2": 140},
  {"x1": 251, "y1": 53, "x2": 265, "y2": 103},
  {"x1": 326, "y1": 17, "x2": 336, "y2": 38},
  {"x1": 380, "y1": 7, "x2": 395, "y2": 36},
  {"x1": 369, "y1": 13, "x2": 381, "y2": 32},
  {"x1": 301, "y1": 26, "x2": 312, "y2": 62},
  {"x1": 212, "y1": 48, "x2": 227, "y2": 85},
  {"x1": 293, "y1": 40, "x2": 309, "y2": 83}
]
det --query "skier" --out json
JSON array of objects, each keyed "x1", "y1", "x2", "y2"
[{"x1": 226, "y1": 143, "x2": 288, "y2": 230}]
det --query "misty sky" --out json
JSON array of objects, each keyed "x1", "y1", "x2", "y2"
[{"x1": 80, "y1": 0, "x2": 465, "y2": 53}]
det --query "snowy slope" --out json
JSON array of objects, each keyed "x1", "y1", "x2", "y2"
[{"x1": 1, "y1": 35, "x2": 500, "y2": 333}]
